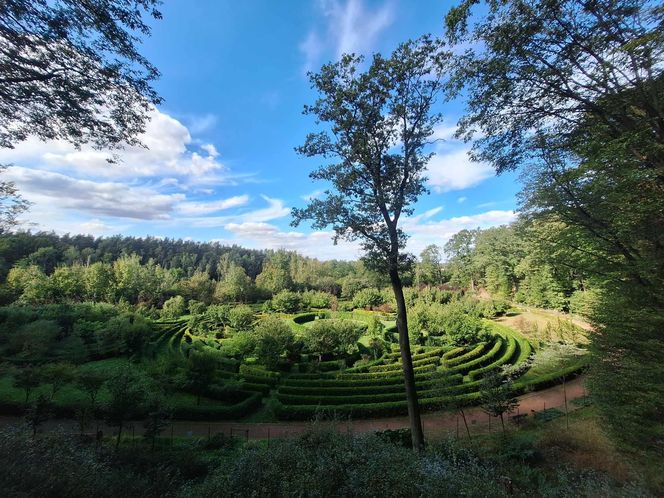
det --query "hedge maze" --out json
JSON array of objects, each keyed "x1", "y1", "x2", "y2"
[{"x1": 146, "y1": 313, "x2": 584, "y2": 422}]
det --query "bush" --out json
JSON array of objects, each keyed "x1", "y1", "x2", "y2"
[
  {"x1": 252, "y1": 316, "x2": 294, "y2": 369},
  {"x1": 227, "y1": 305, "x2": 254, "y2": 332},
  {"x1": 443, "y1": 337, "x2": 503, "y2": 375},
  {"x1": 161, "y1": 295, "x2": 186, "y2": 320},
  {"x1": 301, "y1": 290, "x2": 336, "y2": 309},
  {"x1": 351, "y1": 288, "x2": 384, "y2": 310},
  {"x1": 443, "y1": 343, "x2": 486, "y2": 367},
  {"x1": 270, "y1": 290, "x2": 303, "y2": 313}
]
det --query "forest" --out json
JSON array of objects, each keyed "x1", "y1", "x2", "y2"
[{"x1": 0, "y1": 0, "x2": 662, "y2": 496}]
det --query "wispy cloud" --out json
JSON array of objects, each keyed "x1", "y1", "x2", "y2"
[
  {"x1": 176, "y1": 195, "x2": 250, "y2": 216},
  {"x1": 299, "y1": 0, "x2": 395, "y2": 73},
  {"x1": 189, "y1": 195, "x2": 290, "y2": 228}
]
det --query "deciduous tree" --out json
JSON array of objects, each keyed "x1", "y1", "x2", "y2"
[{"x1": 292, "y1": 36, "x2": 449, "y2": 450}]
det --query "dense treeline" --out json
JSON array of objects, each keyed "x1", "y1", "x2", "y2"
[
  {"x1": 443, "y1": 223, "x2": 598, "y2": 315},
  {"x1": 0, "y1": 232, "x2": 387, "y2": 309}
]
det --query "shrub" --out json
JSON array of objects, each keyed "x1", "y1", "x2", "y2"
[
  {"x1": 252, "y1": 316, "x2": 294, "y2": 369},
  {"x1": 301, "y1": 290, "x2": 336, "y2": 309},
  {"x1": 443, "y1": 337, "x2": 504, "y2": 375},
  {"x1": 161, "y1": 296, "x2": 186, "y2": 320},
  {"x1": 443, "y1": 343, "x2": 486, "y2": 367},
  {"x1": 270, "y1": 290, "x2": 303, "y2": 313},
  {"x1": 303, "y1": 319, "x2": 366, "y2": 359},
  {"x1": 227, "y1": 305, "x2": 254, "y2": 332},
  {"x1": 351, "y1": 288, "x2": 384, "y2": 310}
]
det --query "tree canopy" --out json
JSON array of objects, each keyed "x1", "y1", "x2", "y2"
[{"x1": 0, "y1": 0, "x2": 163, "y2": 151}]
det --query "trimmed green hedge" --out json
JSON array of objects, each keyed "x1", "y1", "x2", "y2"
[
  {"x1": 443, "y1": 342, "x2": 486, "y2": 367},
  {"x1": 514, "y1": 360, "x2": 589, "y2": 393},
  {"x1": 277, "y1": 375, "x2": 464, "y2": 397},
  {"x1": 274, "y1": 391, "x2": 482, "y2": 420},
  {"x1": 441, "y1": 346, "x2": 465, "y2": 362},
  {"x1": 172, "y1": 391, "x2": 262, "y2": 420},
  {"x1": 368, "y1": 355, "x2": 441, "y2": 373},
  {"x1": 281, "y1": 369, "x2": 456, "y2": 388},
  {"x1": 239, "y1": 364, "x2": 281, "y2": 380},
  {"x1": 292, "y1": 312, "x2": 319, "y2": 325},
  {"x1": 467, "y1": 335, "x2": 517, "y2": 381},
  {"x1": 336, "y1": 363, "x2": 437, "y2": 380},
  {"x1": 442, "y1": 337, "x2": 503, "y2": 375}
]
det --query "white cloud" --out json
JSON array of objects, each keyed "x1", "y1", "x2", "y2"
[
  {"x1": 79, "y1": 219, "x2": 128, "y2": 236},
  {"x1": 300, "y1": 31, "x2": 324, "y2": 74},
  {"x1": 176, "y1": 195, "x2": 250, "y2": 216},
  {"x1": 186, "y1": 113, "x2": 218, "y2": 134},
  {"x1": 427, "y1": 148, "x2": 495, "y2": 193},
  {"x1": 301, "y1": 189, "x2": 324, "y2": 201},
  {"x1": 403, "y1": 209, "x2": 516, "y2": 256},
  {"x1": 224, "y1": 222, "x2": 362, "y2": 260},
  {"x1": 0, "y1": 108, "x2": 232, "y2": 186},
  {"x1": 457, "y1": 196, "x2": 467, "y2": 203},
  {"x1": 300, "y1": 0, "x2": 395, "y2": 72},
  {"x1": 5, "y1": 166, "x2": 184, "y2": 220},
  {"x1": 426, "y1": 122, "x2": 495, "y2": 193},
  {"x1": 219, "y1": 209, "x2": 515, "y2": 261}
]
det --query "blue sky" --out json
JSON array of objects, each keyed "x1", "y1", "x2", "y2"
[{"x1": 1, "y1": 0, "x2": 519, "y2": 260}]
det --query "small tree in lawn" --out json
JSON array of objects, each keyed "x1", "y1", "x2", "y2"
[
  {"x1": 77, "y1": 369, "x2": 106, "y2": 434},
  {"x1": 25, "y1": 394, "x2": 53, "y2": 437},
  {"x1": 253, "y1": 316, "x2": 295, "y2": 370},
  {"x1": 183, "y1": 351, "x2": 218, "y2": 405},
  {"x1": 77, "y1": 370, "x2": 106, "y2": 413},
  {"x1": 143, "y1": 394, "x2": 172, "y2": 451},
  {"x1": 41, "y1": 362, "x2": 76, "y2": 401},
  {"x1": 479, "y1": 370, "x2": 518, "y2": 434},
  {"x1": 13, "y1": 365, "x2": 42, "y2": 406},
  {"x1": 292, "y1": 35, "x2": 449, "y2": 451},
  {"x1": 104, "y1": 368, "x2": 146, "y2": 449},
  {"x1": 435, "y1": 373, "x2": 472, "y2": 440}
]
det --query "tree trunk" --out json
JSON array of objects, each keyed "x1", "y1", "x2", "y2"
[
  {"x1": 459, "y1": 408, "x2": 472, "y2": 440},
  {"x1": 390, "y1": 267, "x2": 425, "y2": 452},
  {"x1": 500, "y1": 413, "x2": 505, "y2": 433},
  {"x1": 115, "y1": 421, "x2": 123, "y2": 450}
]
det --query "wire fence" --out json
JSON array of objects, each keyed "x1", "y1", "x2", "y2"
[{"x1": 1, "y1": 378, "x2": 590, "y2": 447}]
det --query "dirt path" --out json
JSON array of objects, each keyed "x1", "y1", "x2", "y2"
[{"x1": 0, "y1": 376, "x2": 588, "y2": 441}]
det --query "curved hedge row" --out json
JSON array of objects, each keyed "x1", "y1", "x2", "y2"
[
  {"x1": 292, "y1": 312, "x2": 319, "y2": 325},
  {"x1": 277, "y1": 375, "x2": 464, "y2": 397},
  {"x1": 172, "y1": 391, "x2": 262, "y2": 420},
  {"x1": 468, "y1": 335, "x2": 518, "y2": 381},
  {"x1": 442, "y1": 337, "x2": 503, "y2": 375},
  {"x1": 443, "y1": 342, "x2": 486, "y2": 367},
  {"x1": 368, "y1": 355, "x2": 440, "y2": 373}
]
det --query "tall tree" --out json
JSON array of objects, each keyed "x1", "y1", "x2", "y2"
[
  {"x1": 0, "y1": 0, "x2": 163, "y2": 151},
  {"x1": 415, "y1": 244, "x2": 444, "y2": 286},
  {"x1": 446, "y1": 0, "x2": 664, "y2": 448},
  {"x1": 292, "y1": 36, "x2": 450, "y2": 451}
]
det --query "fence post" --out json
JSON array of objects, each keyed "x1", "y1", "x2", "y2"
[
  {"x1": 170, "y1": 424, "x2": 174, "y2": 446},
  {"x1": 488, "y1": 414, "x2": 491, "y2": 433},
  {"x1": 456, "y1": 416, "x2": 459, "y2": 439},
  {"x1": 267, "y1": 427, "x2": 270, "y2": 448},
  {"x1": 245, "y1": 429, "x2": 249, "y2": 443},
  {"x1": 208, "y1": 425, "x2": 211, "y2": 441}
]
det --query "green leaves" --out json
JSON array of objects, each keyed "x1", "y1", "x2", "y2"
[{"x1": 293, "y1": 35, "x2": 450, "y2": 270}]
